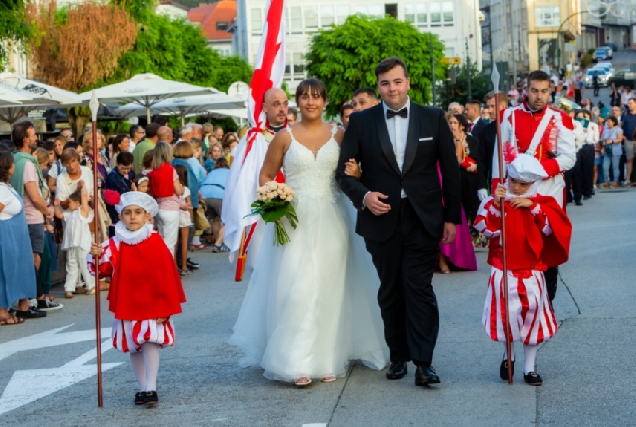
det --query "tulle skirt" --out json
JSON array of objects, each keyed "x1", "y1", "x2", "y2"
[{"x1": 229, "y1": 193, "x2": 389, "y2": 382}]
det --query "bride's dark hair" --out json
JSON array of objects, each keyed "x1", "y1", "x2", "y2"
[{"x1": 295, "y1": 78, "x2": 327, "y2": 105}]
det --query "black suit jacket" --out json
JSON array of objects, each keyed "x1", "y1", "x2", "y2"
[
  {"x1": 477, "y1": 122, "x2": 497, "y2": 190},
  {"x1": 469, "y1": 118, "x2": 487, "y2": 141},
  {"x1": 336, "y1": 101, "x2": 462, "y2": 243}
]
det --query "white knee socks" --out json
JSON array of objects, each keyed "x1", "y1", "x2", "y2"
[
  {"x1": 502, "y1": 342, "x2": 515, "y2": 361},
  {"x1": 523, "y1": 344, "x2": 539, "y2": 375},
  {"x1": 129, "y1": 343, "x2": 161, "y2": 392},
  {"x1": 142, "y1": 343, "x2": 160, "y2": 392}
]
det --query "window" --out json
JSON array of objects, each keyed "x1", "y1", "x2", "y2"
[
  {"x1": 446, "y1": 47, "x2": 455, "y2": 57},
  {"x1": 293, "y1": 52, "x2": 305, "y2": 74},
  {"x1": 251, "y1": 8, "x2": 262, "y2": 34},
  {"x1": 290, "y1": 6, "x2": 302, "y2": 33},
  {"x1": 443, "y1": 2, "x2": 453, "y2": 26},
  {"x1": 321, "y1": 5, "x2": 335, "y2": 27},
  {"x1": 385, "y1": 4, "x2": 397, "y2": 19},
  {"x1": 285, "y1": 52, "x2": 291, "y2": 75},
  {"x1": 305, "y1": 5, "x2": 319, "y2": 30},
  {"x1": 430, "y1": 3, "x2": 441, "y2": 27},
  {"x1": 336, "y1": 5, "x2": 349, "y2": 24},
  {"x1": 216, "y1": 21, "x2": 228, "y2": 31},
  {"x1": 535, "y1": 6, "x2": 560, "y2": 28},
  {"x1": 355, "y1": 5, "x2": 368, "y2": 14},
  {"x1": 369, "y1": 4, "x2": 383, "y2": 18},
  {"x1": 404, "y1": 3, "x2": 427, "y2": 27}
]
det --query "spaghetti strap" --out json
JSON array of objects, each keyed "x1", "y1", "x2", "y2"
[{"x1": 330, "y1": 126, "x2": 338, "y2": 136}]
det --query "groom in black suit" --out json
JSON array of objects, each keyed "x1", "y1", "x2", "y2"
[{"x1": 336, "y1": 57, "x2": 461, "y2": 386}]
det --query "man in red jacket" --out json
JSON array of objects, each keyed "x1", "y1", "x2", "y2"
[{"x1": 490, "y1": 70, "x2": 576, "y2": 302}]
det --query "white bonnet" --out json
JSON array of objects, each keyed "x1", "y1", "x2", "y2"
[
  {"x1": 508, "y1": 154, "x2": 548, "y2": 183},
  {"x1": 115, "y1": 192, "x2": 159, "y2": 217}
]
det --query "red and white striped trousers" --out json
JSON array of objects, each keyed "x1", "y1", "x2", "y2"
[{"x1": 112, "y1": 317, "x2": 175, "y2": 353}]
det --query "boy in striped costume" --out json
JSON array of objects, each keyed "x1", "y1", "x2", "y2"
[{"x1": 475, "y1": 154, "x2": 571, "y2": 385}]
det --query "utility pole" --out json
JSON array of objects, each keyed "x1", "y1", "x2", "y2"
[
  {"x1": 466, "y1": 37, "x2": 472, "y2": 99},
  {"x1": 430, "y1": 33, "x2": 436, "y2": 107}
]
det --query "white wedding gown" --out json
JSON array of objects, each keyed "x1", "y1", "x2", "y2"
[{"x1": 229, "y1": 127, "x2": 389, "y2": 382}]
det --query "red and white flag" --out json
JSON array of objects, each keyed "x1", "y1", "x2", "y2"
[{"x1": 222, "y1": 0, "x2": 287, "y2": 258}]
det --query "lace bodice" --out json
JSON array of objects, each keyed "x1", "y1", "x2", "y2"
[{"x1": 283, "y1": 127, "x2": 340, "y2": 203}]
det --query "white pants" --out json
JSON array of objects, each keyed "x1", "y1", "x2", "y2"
[
  {"x1": 155, "y1": 209, "x2": 180, "y2": 256},
  {"x1": 64, "y1": 247, "x2": 95, "y2": 292}
]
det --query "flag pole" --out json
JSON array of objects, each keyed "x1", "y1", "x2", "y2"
[
  {"x1": 89, "y1": 90, "x2": 104, "y2": 405},
  {"x1": 491, "y1": 67, "x2": 513, "y2": 384}
]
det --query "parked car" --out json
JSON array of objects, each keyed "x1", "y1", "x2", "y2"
[
  {"x1": 585, "y1": 69, "x2": 610, "y2": 88},
  {"x1": 608, "y1": 69, "x2": 636, "y2": 89},
  {"x1": 593, "y1": 47, "x2": 612, "y2": 62}
]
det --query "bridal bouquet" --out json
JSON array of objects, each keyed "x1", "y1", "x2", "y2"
[{"x1": 246, "y1": 181, "x2": 298, "y2": 246}]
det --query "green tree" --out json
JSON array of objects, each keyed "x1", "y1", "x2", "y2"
[
  {"x1": 439, "y1": 62, "x2": 492, "y2": 107},
  {"x1": 0, "y1": 0, "x2": 35, "y2": 66},
  {"x1": 305, "y1": 15, "x2": 447, "y2": 117},
  {"x1": 98, "y1": 14, "x2": 252, "y2": 93}
]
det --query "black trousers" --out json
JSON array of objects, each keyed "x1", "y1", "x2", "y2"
[
  {"x1": 544, "y1": 266, "x2": 558, "y2": 302},
  {"x1": 580, "y1": 144, "x2": 595, "y2": 197},
  {"x1": 571, "y1": 150, "x2": 584, "y2": 203},
  {"x1": 460, "y1": 170, "x2": 479, "y2": 225},
  {"x1": 364, "y1": 199, "x2": 439, "y2": 366}
]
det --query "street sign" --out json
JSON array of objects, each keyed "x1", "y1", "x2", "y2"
[{"x1": 442, "y1": 57, "x2": 461, "y2": 65}]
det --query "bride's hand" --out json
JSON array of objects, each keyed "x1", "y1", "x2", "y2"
[{"x1": 344, "y1": 158, "x2": 361, "y2": 178}]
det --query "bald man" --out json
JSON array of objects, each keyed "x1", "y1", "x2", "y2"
[
  {"x1": 262, "y1": 88, "x2": 289, "y2": 140},
  {"x1": 157, "y1": 126, "x2": 173, "y2": 144}
]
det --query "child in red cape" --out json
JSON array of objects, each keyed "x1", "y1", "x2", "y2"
[
  {"x1": 89, "y1": 191, "x2": 186, "y2": 406},
  {"x1": 474, "y1": 154, "x2": 572, "y2": 386}
]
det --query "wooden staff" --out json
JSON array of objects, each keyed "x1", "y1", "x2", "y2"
[
  {"x1": 491, "y1": 67, "x2": 513, "y2": 385},
  {"x1": 89, "y1": 91, "x2": 104, "y2": 406},
  {"x1": 235, "y1": 227, "x2": 247, "y2": 282}
]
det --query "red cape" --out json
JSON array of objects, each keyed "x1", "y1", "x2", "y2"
[
  {"x1": 108, "y1": 233, "x2": 186, "y2": 320},
  {"x1": 489, "y1": 196, "x2": 571, "y2": 270}
]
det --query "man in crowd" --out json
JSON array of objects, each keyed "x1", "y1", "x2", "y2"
[
  {"x1": 132, "y1": 123, "x2": 160, "y2": 174},
  {"x1": 465, "y1": 99, "x2": 486, "y2": 139},
  {"x1": 11, "y1": 121, "x2": 62, "y2": 316},
  {"x1": 129, "y1": 125, "x2": 145, "y2": 153},
  {"x1": 287, "y1": 107, "x2": 298, "y2": 125},
  {"x1": 157, "y1": 126, "x2": 174, "y2": 146},
  {"x1": 262, "y1": 87, "x2": 289, "y2": 138},
  {"x1": 490, "y1": 70, "x2": 575, "y2": 302},
  {"x1": 340, "y1": 104, "x2": 353, "y2": 129},
  {"x1": 448, "y1": 102, "x2": 463, "y2": 115},
  {"x1": 477, "y1": 91, "x2": 509, "y2": 202},
  {"x1": 351, "y1": 88, "x2": 379, "y2": 112},
  {"x1": 621, "y1": 87, "x2": 634, "y2": 109},
  {"x1": 179, "y1": 126, "x2": 193, "y2": 143},
  {"x1": 214, "y1": 126, "x2": 224, "y2": 140},
  {"x1": 621, "y1": 98, "x2": 636, "y2": 186},
  {"x1": 60, "y1": 128, "x2": 74, "y2": 141}
]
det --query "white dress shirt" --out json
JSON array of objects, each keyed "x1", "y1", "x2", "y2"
[{"x1": 383, "y1": 97, "x2": 410, "y2": 198}]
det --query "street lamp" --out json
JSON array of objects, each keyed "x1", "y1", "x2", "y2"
[{"x1": 554, "y1": 11, "x2": 588, "y2": 69}]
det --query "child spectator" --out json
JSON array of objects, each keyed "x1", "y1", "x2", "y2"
[
  {"x1": 474, "y1": 154, "x2": 572, "y2": 386},
  {"x1": 89, "y1": 192, "x2": 186, "y2": 406},
  {"x1": 174, "y1": 164, "x2": 193, "y2": 276},
  {"x1": 134, "y1": 175, "x2": 150, "y2": 194},
  {"x1": 54, "y1": 181, "x2": 95, "y2": 299},
  {"x1": 141, "y1": 150, "x2": 154, "y2": 176},
  {"x1": 105, "y1": 151, "x2": 135, "y2": 225},
  {"x1": 200, "y1": 157, "x2": 230, "y2": 252},
  {"x1": 172, "y1": 141, "x2": 205, "y2": 251}
]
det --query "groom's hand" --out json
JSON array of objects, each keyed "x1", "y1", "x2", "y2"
[
  {"x1": 364, "y1": 192, "x2": 391, "y2": 216},
  {"x1": 441, "y1": 222, "x2": 456, "y2": 244}
]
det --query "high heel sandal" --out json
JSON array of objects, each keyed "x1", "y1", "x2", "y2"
[{"x1": 294, "y1": 376, "x2": 312, "y2": 386}]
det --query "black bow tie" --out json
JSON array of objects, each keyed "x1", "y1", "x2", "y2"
[{"x1": 387, "y1": 108, "x2": 408, "y2": 119}]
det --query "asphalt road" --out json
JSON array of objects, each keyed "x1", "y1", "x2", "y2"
[
  {"x1": 582, "y1": 48, "x2": 636, "y2": 107},
  {"x1": 0, "y1": 188, "x2": 635, "y2": 427}
]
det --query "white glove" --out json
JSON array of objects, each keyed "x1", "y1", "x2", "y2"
[{"x1": 477, "y1": 188, "x2": 488, "y2": 201}]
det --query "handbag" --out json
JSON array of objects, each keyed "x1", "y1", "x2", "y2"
[{"x1": 194, "y1": 203, "x2": 210, "y2": 231}]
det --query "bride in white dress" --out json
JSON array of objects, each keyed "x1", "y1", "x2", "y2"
[{"x1": 229, "y1": 78, "x2": 389, "y2": 386}]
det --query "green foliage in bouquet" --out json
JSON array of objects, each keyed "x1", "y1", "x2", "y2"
[{"x1": 245, "y1": 182, "x2": 298, "y2": 246}]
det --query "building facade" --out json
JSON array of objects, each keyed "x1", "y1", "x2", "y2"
[
  {"x1": 188, "y1": 1, "x2": 237, "y2": 55},
  {"x1": 235, "y1": 0, "x2": 482, "y2": 91}
]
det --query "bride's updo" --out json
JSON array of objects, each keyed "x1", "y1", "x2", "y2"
[{"x1": 295, "y1": 78, "x2": 327, "y2": 104}]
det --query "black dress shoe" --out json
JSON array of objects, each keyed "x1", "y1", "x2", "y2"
[
  {"x1": 386, "y1": 361, "x2": 407, "y2": 380},
  {"x1": 499, "y1": 359, "x2": 515, "y2": 381},
  {"x1": 583, "y1": 196, "x2": 591, "y2": 200},
  {"x1": 575, "y1": 200, "x2": 583, "y2": 206},
  {"x1": 15, "y1": 307, "x2": 46, "y2": 319},
  {"x1": 523, "y1": 372, "x2": 543, "y2": 386},
  {"x1": 144, "y1": 391, "x2": 159, "y2": 405},
  {"x1": 415, "y1": 365, "x2": 440, "y2": 386},
  {"x1": 134, "y1": 392, "x2": 146, "y2": 405}
]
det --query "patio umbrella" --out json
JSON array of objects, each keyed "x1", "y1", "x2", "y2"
[
  {"x1": 0, "y1": 83, "x2": 60, "y2": 125},
  {"x1": 114, "y1": 93, "x2": 245, "y2": 126},
  {"x1": 0, "y1": 72, "x2": 84, "y2": 106},
  {"x1": 80, "y1": 73, "x2": 214, "y2": 123}
]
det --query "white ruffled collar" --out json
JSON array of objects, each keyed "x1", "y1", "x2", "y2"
[{"x1": 115, "y1": 222, "x2": 154, "y2": 245}]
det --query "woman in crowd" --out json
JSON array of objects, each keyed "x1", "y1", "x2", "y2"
[
  {"x1": 221, "y1": 133, "x2": 238, "y2": 163},
  {"x1": 600, "y1": 116, "x2": 623, "y2": 188},
  {"x1": 109, "y1": 134, "x2": 131, "y2": 170},
  {"x1": 204, "y1": 142, "x2": 223, "y2": 174},
  {"x1": 47, "y1": 136, "x2": 67, "y2": 194},
  {"x1": 148, "y1": 142, "x2": 183, "y2": 256},
  {"x1": 172, "y1": 141, "x2": 205, "y2": 251},
  {"x1": 0, "y1": 151, "x2": 37, "y2": 325},
  {"x1": 81, "y1": 130, "x2": 109, "y2": 188},
  {"x1": 200, "y1": 157, "x2": 230, "y2": 252}
]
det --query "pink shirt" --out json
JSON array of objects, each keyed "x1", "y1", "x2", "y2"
[
  {"x1": 22, "y1": 162, "x2": 44, "y2": 225},
  {"x1": 156, "y1": 169, "x2": 180, "y2": 211}
]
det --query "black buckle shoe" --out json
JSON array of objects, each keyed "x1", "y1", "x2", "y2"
[
  {"x1": 134, "y1": 392, "x2": 146, "y2": 405},
  {"x1": 523, "y1": 372, "x2": 543, "y2": 386},
  {"x1": 386, "y1": 361, "x2": 407, "y2": 380},
  {"x1": 144, "y1": 391, "x2": 159, "y2": 406},
  {"x1": 500, "y1": 359, "x2": 514, "y2": 381},
  {"x1": 415, "y1": 365, "x2": 440, "y2": 386}
]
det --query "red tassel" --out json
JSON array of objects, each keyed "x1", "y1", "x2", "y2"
[
  {"x1": 503, "y1": 141, "x2": 517, "y2": 163},
  {"x1": 103, "y1": 189, "x2": 121, "y2": 205}
]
